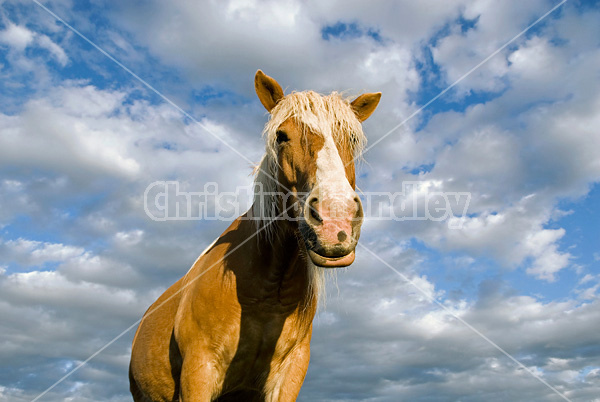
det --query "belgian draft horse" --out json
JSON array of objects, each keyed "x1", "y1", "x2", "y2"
[{"x1": 129, "y1": 70, "x2": 381, "y2": 401}]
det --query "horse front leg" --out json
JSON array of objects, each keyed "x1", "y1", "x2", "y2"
[
  {"x1": 263, "y1": 340, "x2": 311, "y2": 402},
  {"x1": 179, "y1": 356, "x2": 223, "y2": 402}
]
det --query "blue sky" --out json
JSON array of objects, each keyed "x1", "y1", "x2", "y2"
[{"x1": 1, "y1": 0, "x2": 599, "y2": 401}]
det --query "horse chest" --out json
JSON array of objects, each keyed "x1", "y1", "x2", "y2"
[{"x1": 219, "y1": 310, "x2": 307, "y2": 391}]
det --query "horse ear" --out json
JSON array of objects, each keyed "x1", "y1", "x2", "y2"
[
  {"x1": 351, "y1": 92, "x2": 381, "y2": 122},
  {"x1": 255, "y1": 70, "x2": 284, "y2": 112}
]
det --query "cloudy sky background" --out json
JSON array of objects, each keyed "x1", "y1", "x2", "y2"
[{"x1": 1, "y1": 0, "x2": 599, "y2": 400}]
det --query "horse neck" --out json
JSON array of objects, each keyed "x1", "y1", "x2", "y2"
[
  {"x1": 245, "y1": 154, "x2": 322, "y2": 318},
  {"x1": 239, "y1": 208, "x2": 319, "y2": 319}
]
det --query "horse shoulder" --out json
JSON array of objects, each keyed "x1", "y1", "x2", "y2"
[{"x1": 174, "y1": 244, "x2": 242, "y2": 358}]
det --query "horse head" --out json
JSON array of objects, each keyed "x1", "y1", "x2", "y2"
[{"x1": 254, "y1": 70, "x2": 380, "y2": 268}]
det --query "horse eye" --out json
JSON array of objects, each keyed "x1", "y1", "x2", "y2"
[{"x1": 276, "y1": 130, "x2": 289, "y2": 144}]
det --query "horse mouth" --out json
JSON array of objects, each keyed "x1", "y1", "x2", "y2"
[{"x1": 308, "y1": 249, "x2": 355, "y2": 268}]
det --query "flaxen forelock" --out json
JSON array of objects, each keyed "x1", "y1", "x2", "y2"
[{"x1": 263, "y1": 90, "x2": 367, "y2": 160}]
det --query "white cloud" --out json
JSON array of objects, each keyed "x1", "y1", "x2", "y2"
[
  {"x1": 524, "y1": 229, "x2": 571, "y2": 281},
  {"x1": 0, "y1": 23, "x2": 34, "y2": 51},
  {"x1": 431, "y1": 0, "x2": 549, "y2": 95},
  {"x1": 114, "y1": 229, "x2": 144, "y2": 246},
  {"x1": 0, "y1": 94, "x2": 141, "y2": 180},
  {"x1": 37, "y1": 34, "x2": 69, "y2": 66},
  {"x1": 3, "y1": 238, "x2": 85, "y2": 266}
]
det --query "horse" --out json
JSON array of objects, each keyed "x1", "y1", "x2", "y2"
[{"x1": 129, "y1": 70, "x2": 381, "y2": 401}]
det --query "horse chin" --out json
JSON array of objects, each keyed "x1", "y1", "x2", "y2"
[{"x1": 308, "y1": 249, "x2": 355, "y2": 268}]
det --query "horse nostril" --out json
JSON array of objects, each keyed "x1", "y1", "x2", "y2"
[
  {"x1": 310, "y1": 207, "x2": 322, "y2": 223},
  {"x1": 353, "y1": 195, "x2": 363, "y2": 219},
  {"x1": 337, "y1": 230, "x2": 347, "y2": 242},
  {"x1": 308, "y1": 196, "x2": 322, "y2": 224}
]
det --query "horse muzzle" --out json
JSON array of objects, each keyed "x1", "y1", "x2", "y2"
[{"x1": 301, "y1": 190, "x2": 363, "y2": 268}]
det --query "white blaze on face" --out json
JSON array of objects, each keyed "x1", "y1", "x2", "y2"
[
  {"x1": 314, "y1": 131, "x2": 356, "y2": 223},
  {"x1": 316, "y1": 133, "x2": 352, "y2": 195}
]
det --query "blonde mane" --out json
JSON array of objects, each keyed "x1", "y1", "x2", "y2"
[{"x1": 251, "y1": 90, "x2": 367, "y2": 301}]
